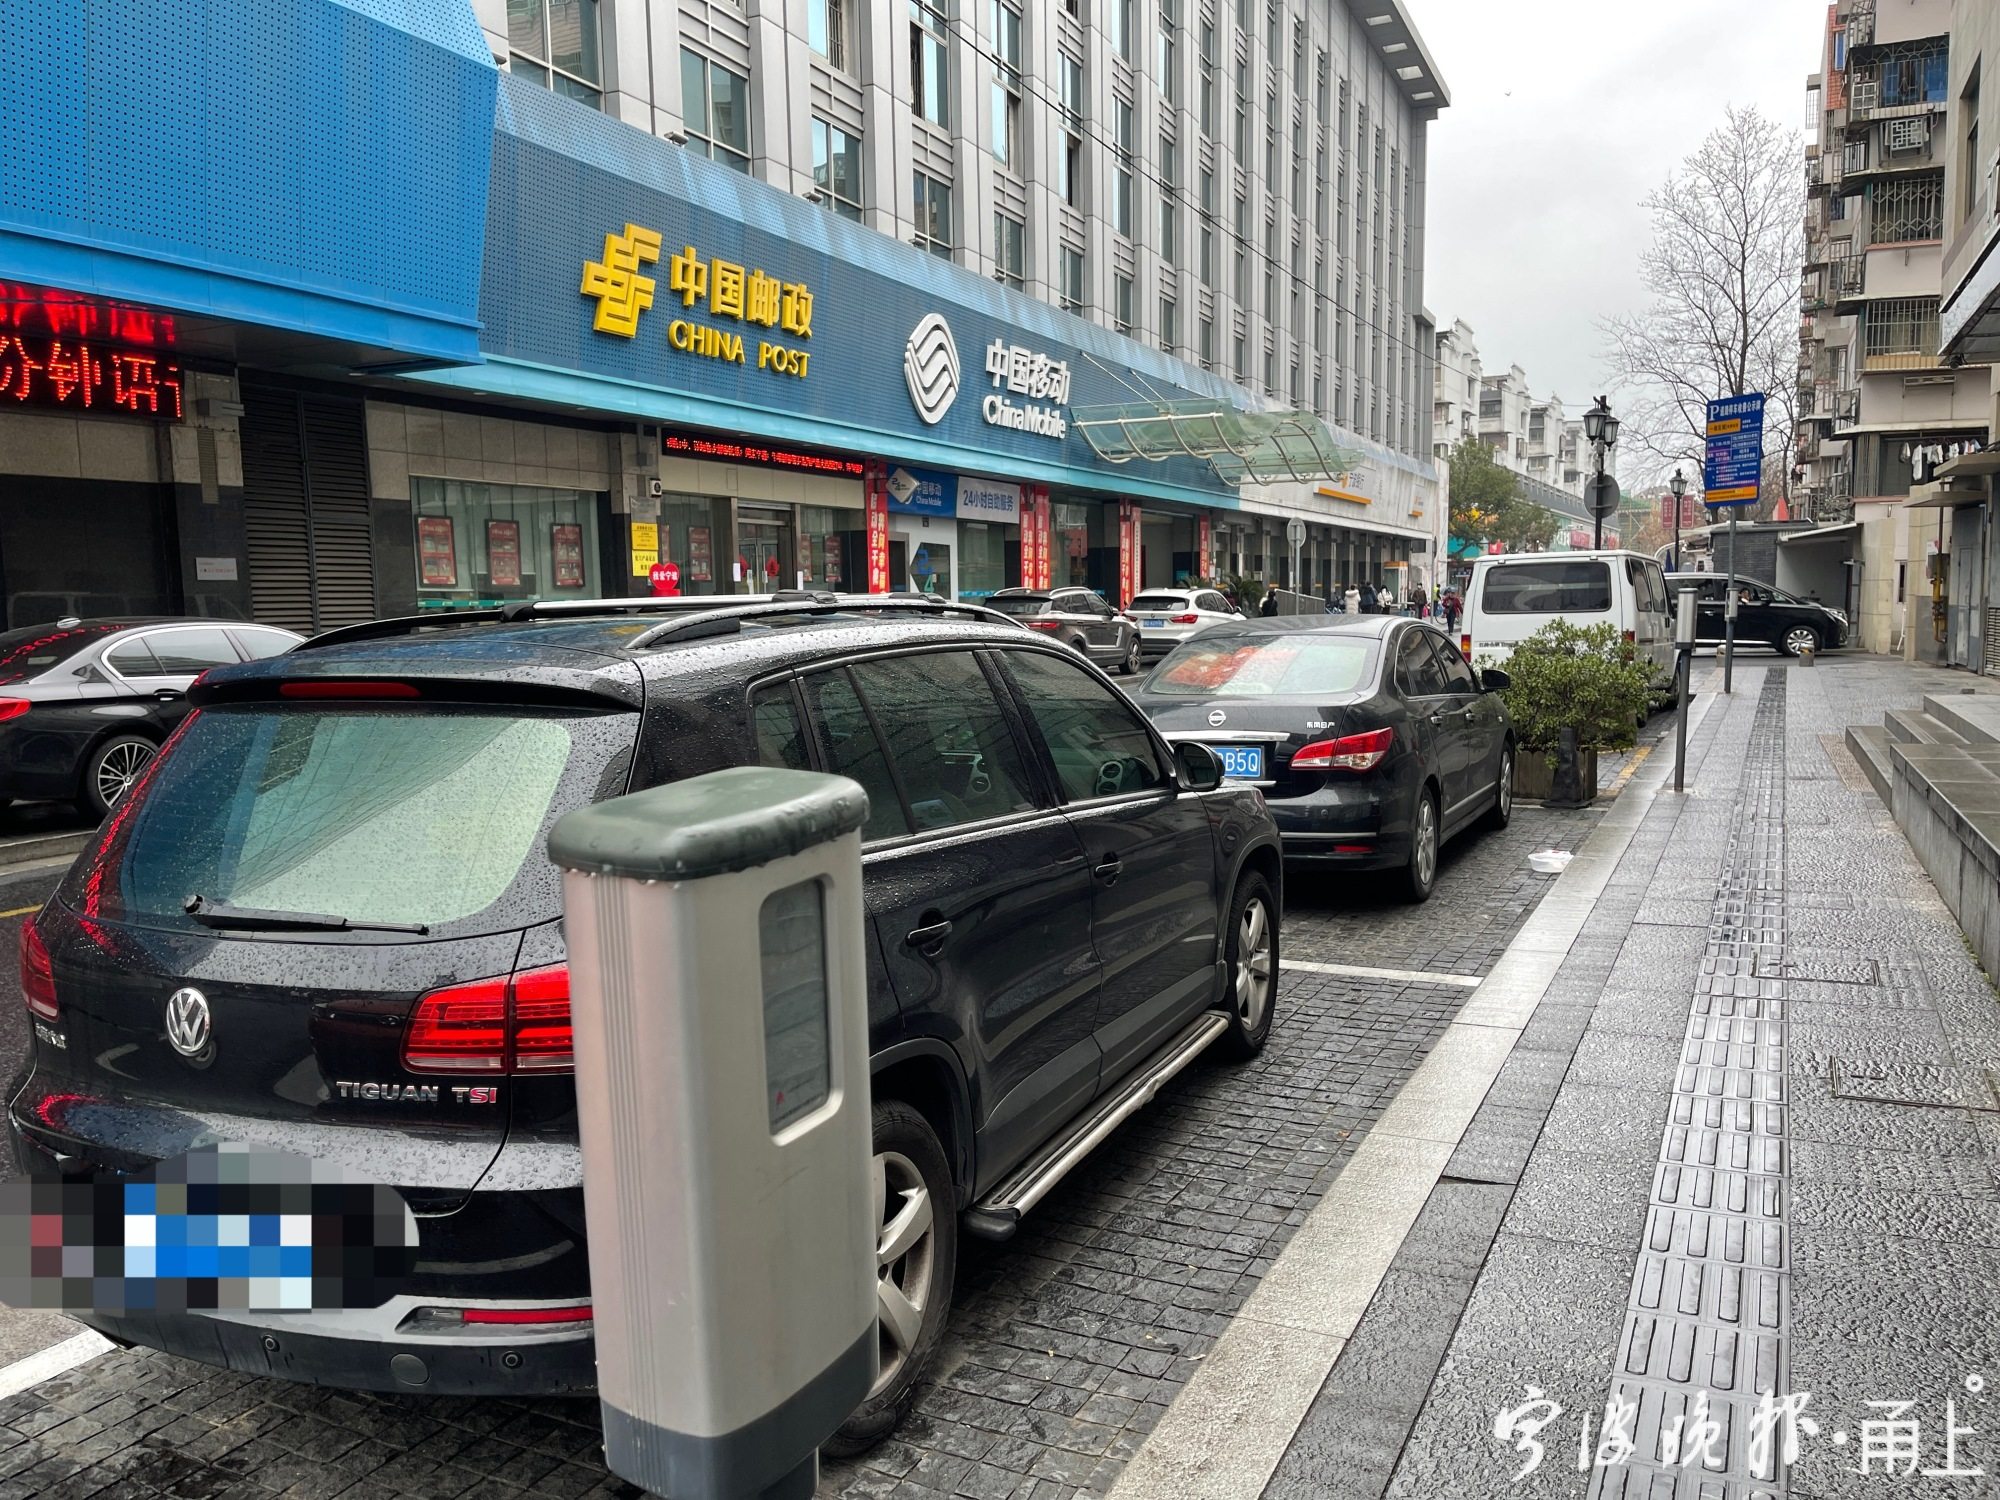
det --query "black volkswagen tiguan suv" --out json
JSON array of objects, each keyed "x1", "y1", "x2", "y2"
[{"x1": 8, "y1": 596, "x2": 1281, "y2": 1450}]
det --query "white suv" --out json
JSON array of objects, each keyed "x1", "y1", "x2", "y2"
[{"x1": 1127, "y1": 588, "x2": 1245, "y2": 659}]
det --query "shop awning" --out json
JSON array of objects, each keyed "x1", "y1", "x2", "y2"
[
  {"x1": 1776, "y1": 522, "x2": 1861, "y2": 544},
  {"x1": 1069, "y1": 399, "x2": 1368, "y2": 486}
]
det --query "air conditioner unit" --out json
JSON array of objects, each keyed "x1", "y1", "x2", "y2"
[{"x1": 1887, "y1": 118, "x2": 1928, "y2": 153}]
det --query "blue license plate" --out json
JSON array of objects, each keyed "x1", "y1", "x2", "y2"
[
  {"x1": 1216, "y1": 746, "x2": 1265, "y2": 780},
  {"x1": 1142, "y1": 619, "x2": 1166, "y2": 628}
]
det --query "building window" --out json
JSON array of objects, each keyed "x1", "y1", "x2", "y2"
[
  {"x1": 991, "y1": 1, "x2": 1023, "y2": 170},
  {"x1": 681, "y1": 50, "x2": 750, "y2": 171},
  {"x1": 507, "y1": 0, "x2": 601, "y2": 106},
  {"x1": 1862, "y1": 296, "x2": 1942, "y2": 367},
  {"x1": 1234, "y1": 60, "x2": 1249, "y2": 157},
  {"x1": 1964, "y1": 69, "x2": 1983, "y2": 226},
  {"x1": 1114, "y1": 273, "x2": 1134, "y2": 335},
  {"x1": 1199, "y1": 166, "x2": 1216, "y2": 284},
  {"x1": 1234, "y1": 332, "x2": 1246, "y2": 380},
  {"x1": 1060, "y1": 245, "x2": 1085, "y2": 313},
  {"x1": 993, "y1": 212, "x2": 1025, "y2": 287},
  {"x1": 1108, "y1": 0, "x2": 1132, "y2": 61},
  {"x1": 1160, "y1": 297, "x2": 1178, "y2": 352},
  {"x1": 914, "y1": 170, "x2": 953, "y2": 257},
  {"x1": 911, "y1": 1, "x2": 950, "y2": 125},
  {"x1": 1199, "y1": 19, "x2": 1217, "y2": 135},
  {"x1": 811, "y1": 119, "x2": 863, "y2": 219},
  {"x1": 808, "y1": 0, "x2": 850, "y2": 73},
  {"x1": 1157, "y1": 0, "x2": 1179, "y2": 103},
  {"x1": 1870, "y1": 174, "x2": 1945, "y2": 243},
  {"x1": 1114, "y1": 100, "x2": 1135, "y2": 237},
  {"x1": 1060, "y1": 54, "x2": 1085, "y2": 208},
  {"x1": 1159, "y1": 135, "x2": 1179, "y2": 264}
]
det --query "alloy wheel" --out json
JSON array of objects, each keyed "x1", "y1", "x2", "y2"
[
  {"x1": 1784, "y1": 627, "x2": 1817, "y2": 657},
  {"x1": 870, "y1": 1150, "x2": 936, "y2": 1397},
  {"x1": 96, "y1": 740, "x2": 154, "y2": 809},
  {"x1": 1415, "y1": 795, "x2": 1438, "y2": 889},
  {"x1": 1236, "y1": 897, "x2": 1273, "y2": 1031},
  {"x1": 1496, "y1": 752, "x2": 1513, "y2": 820}
]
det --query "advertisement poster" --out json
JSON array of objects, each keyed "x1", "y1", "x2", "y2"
[
  {"x1": 1117, "y1": 501, "x2": 1139, "y2": 609},
  {"x1": 689, "y1": 527, "x2": 714, "y2": 582},
  {"x1": 417, "y1": 516, "x2": 457, "y2": 588},
  {"x1": 1197, "y1": 515, "x2": 1212, "y2": 581},
  {"x1": 1019, "y1": 487, "x2": 1048, "y2": 590},
  {"x1": 486, "y1": 520, "x2": 522, "y2": 588},
  {"x1": 866, "y1": 485, "x2": 890, "y2": 594},
  {"x1": 551, "y1": 524, "x2": 585, "y2": 588},
  {"x1": 824, "y1": 536, "x2": 843, "y2": 585}
]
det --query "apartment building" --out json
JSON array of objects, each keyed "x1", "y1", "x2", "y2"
[{"x1": 1799, "y1": 0, "x2": 1987, "y2": 658}]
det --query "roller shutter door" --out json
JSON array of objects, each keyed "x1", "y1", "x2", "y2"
[{"x1": 239, "y1": 382, "x2": 377, "y2": 633}]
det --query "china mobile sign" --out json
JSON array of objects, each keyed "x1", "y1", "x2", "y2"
[{"x1": 903, "y1": 315, "x2": 1069, "y2": 439}]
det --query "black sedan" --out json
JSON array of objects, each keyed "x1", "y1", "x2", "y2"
[
  {"x1": 0, "y1": 618, "x2": 303, "y2": 815},
  {"x1": 1135, "y1": 615, "x2": 1516, "y2": 901}
]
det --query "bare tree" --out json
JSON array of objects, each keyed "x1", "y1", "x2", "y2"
[{"x1": 1601, "y1": 106, "x2": 1804, "y2": 519}]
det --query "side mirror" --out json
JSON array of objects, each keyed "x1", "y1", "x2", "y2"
[
  {"x1": 1479, "y1": 667, "x2": 1511, "y2": 693},
  {"x1": 1175, "y1": 741, "x2": 1225, "y2": 791}
]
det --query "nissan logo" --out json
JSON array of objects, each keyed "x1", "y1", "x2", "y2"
[
  {"x1": 904, "y1": 313, "x2": 961, "y2": 425},
  {"x1": 164, "y1": 987, "x2": 212, "y2": 1058},
  {"x1": 1208, "y1": 710, "x2": 1228, "y2": 727}
]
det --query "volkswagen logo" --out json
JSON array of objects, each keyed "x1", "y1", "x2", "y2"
[
  {"x1": 164, "y1": 987, "x2": 212, "y2": 1058},
  {"x1": 1208, "y1": 709, "x2": 1228, "y2": 727},
  {"x1": 904, "y1": 313, "x2": 960, "y2": 426}
]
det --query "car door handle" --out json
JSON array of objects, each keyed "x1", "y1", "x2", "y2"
[
  {"x1": 153, "y1": 688, "x2": 183, "y2": 702},
  {"x1": 1093, "y1": 854, "x2": 1122, "y2": 884},
  {"x1": 905, "y1": 916, "x2": 953, "y2": 952}
]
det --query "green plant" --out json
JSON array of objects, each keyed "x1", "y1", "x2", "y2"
[
  {"x1": 1487, "y1": 620, "x2": 1652, "y2": 752},
  {"x1": 1227, "y1": 574, "x2": 1267, "y2": 608}
]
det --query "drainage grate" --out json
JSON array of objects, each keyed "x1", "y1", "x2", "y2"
[{"x1": 1591, "y1": 675, "x2": 1792, "y2": 1500}]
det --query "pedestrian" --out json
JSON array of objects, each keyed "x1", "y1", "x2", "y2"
[
  {"x1": 1407, "y1": 584, "x2": 1426, "y2": 618},
  {"x1": 1343, "y1": 582, "x2": 1361, "y2": 615},
  {"x1": 1377, "y1": 582, "x2": 1397, "y2": 613},
  {"x1": 1357, "y1": 581, "x2": 1377, "y2": 614},
  {"x1": 1258, "y1": 587, "x2": 1280, "y2": 618},
  {"x1": 1442, "y1": 588, "x2": 1462, "y2": 632}
]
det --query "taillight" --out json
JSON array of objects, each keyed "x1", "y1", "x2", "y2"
[
  {"x1": 1292, "y1": 728, "x2": 1395, "y2": 772},
  {"x1": 0, "y1": 699, "x2": 29, "y2": 723},
  {"x1": 279, "y1": 681, "x2": 422, "y2": 700},
  {"x1": 1460, "y1": 634, "x2": 1472, "y2": 661},
  {"x1": 403, "y1": 964, "x2": 572, "y2": 1075},
  {"x1": 1170, "y1": 613, "x2": 1200, "y2": 625},
  {"x1": 21, "y1": 920, "x2": 57, "y2": 1022},
  {"x1": 1026, "y1": 618, "x2": 1063, "y2": 630},
  {"x1": 461, "y1": 1304, "x2": 594, "y2": 1325}
]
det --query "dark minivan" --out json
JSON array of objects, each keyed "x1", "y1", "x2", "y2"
[
  {"x1": 1664, "y1": 573, "x2": 1849, "y2": 657},
  {"x1": 8, "y1": 597, "x2": 1280, "y2": 1451}
]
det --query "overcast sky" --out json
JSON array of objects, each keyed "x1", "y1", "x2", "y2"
[{"x1": 1414, "y1": 0, "x2": 1824, "y2": 408}]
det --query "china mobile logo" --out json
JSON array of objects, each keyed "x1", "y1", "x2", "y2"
[
  {"x1": 904, "y1": 313, "x2": 961, "y2": 425},
  {"x1": 1493, "y1": 1376, "x2": 1988, "y2": 1483}
]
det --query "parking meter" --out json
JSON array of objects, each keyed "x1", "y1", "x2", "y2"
[
  {"x1": 549, "y1": 767, "x2": 877, "y2": 1500},
  {"x1": 1674, "y1": 586, "x2": 1698, "y2": 649},
  {"x1": 1673, "y1": 587, "x2": 1697, "y2": 793}
]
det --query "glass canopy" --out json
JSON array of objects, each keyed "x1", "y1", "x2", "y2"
[{"x1": 1069, "y1": 399, "x2": 1369, "y2": 486}]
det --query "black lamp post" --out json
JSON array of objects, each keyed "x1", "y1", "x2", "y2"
[
  {"x1": 1583, "y1": 396, "x2": 1621, "y2": 548},
  {"x1": 1669, "y1": 467, "x2": 1687, "y2": 572}
]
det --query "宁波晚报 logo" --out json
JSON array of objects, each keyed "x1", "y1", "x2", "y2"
[{"x1": 905, "y1": 313, "x2": 960, "y2": 425}]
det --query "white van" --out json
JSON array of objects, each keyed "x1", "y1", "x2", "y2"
[{"x1": 1460, "y1": 550, "x2": 1675, "y2": 694}]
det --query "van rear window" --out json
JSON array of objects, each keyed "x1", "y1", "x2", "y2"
[{"x1": 1481, "y1": 561, "x2": 1612, "y2": 615}]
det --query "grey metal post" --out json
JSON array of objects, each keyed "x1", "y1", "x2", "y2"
[
  {"x1": 1722, "y1": 507, "x2": 1739, "y2": 694},
  {"x1": 1673, "y1": 586, "x2": 1697, "y2": 793}
]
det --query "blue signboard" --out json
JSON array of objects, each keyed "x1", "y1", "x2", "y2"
[
  {"x1": 885, "y1": 466, "x2": 955, "y2": 518},
  {"x1": 1702, "y1": 394, "x2": 1766, "y2": 507}
]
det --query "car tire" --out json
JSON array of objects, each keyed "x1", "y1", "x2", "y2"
[
  {"x1": 826, "y1": 1100, "x2": 958, "y2": 1457},
  {"x1": 1781, "y1": 625, "x2": 1819, "y2": 658},
  {"x1": 1482, "y1": 745, "x2": 1515, "y2": 831},
  {"x1": 1403, "y1": 785, "x2": 1440, "y2": 904},
  {"x1": 1068, "y1": 635, "x2": 1090, "y2": 658},
  {"x1": 1216, "y1": 871, "x2": 1278, "y2": 1060},
  {"x1": 81, "y1": 733, "x2": 157, "y2": 818},
  {"x1": 1120, "y1": 633, "x2": 1142, "y2": 676}
]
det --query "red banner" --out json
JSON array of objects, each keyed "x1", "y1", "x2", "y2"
[
  {"x1": 1197, "y1": 515, "x2": 1213, "y2": 581},
  {"x1": 1021, "y1": 485, "x2": 1052, "y2": 589},
  {"x1": 865, "y1": 461, "x2": 891, "y2": 594},
  {"x1": 1117, "y1": 501, "x2": 1139, "y2": 608}
]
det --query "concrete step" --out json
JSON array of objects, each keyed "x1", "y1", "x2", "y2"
[
  {"x1": 1924, "y1": 693, "x2": 2000, "y2": 748},
  {"x1": 1845, "y1": 724, "x2": 1896, "y2": 807},
  {"x1": 1885, "y1": 707, "x2": 1969, "y2": 747}
]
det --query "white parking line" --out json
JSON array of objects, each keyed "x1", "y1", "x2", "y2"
[
  {"x1": 1285, "y1": 958, "x2": 1483, "y2": 989},
  {"x1": 0, "y1": 1329, "x2": 114, "y2": 1403}
]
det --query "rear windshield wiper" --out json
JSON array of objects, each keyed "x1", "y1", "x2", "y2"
[{"x1": 183, "y1": 895, "x2": 429, "y2": 936}]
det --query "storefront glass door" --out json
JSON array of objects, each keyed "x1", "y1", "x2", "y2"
[
  {"x1": 738, "y1": 507, "x2": 793, "y2": 592},
  {"x1": 890, "y1": 519, "x2": 954, "y2": 597}
]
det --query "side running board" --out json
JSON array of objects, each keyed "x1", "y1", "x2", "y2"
[{"x1": 963, "y1": 1011, "x2": 1230, "y2": 1242}]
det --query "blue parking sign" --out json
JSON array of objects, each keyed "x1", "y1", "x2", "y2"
[{"x1": 1702, "y1": 394, "x2": 1765, "y2": 507}]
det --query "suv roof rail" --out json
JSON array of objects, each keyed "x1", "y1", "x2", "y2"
[
  {"x1": 626, "y1": 596, "x2": 1022, "y2": 649},
  {"x1": 291, "y1": 594, "x2": 1012, "y2": 655}
]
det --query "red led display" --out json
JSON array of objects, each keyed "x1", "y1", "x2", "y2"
[
  {"x1": 663, "y1": 431, "x2": 864, "y2": 478},
  {"x1": 0, "y1": 336, "x2": 183, "y2": 420}
]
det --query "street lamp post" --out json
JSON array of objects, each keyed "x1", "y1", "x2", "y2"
[
  {"x1": 1583, "y1": 396, "x2": 1621, "y2": 549},
  {"x1": 1669, "y1": 468, "x2": 1687, "y2": 573}
]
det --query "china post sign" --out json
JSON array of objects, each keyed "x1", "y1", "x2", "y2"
[{"x1": 1702, "y1": 394, "x2": 1766, "y2": 508}]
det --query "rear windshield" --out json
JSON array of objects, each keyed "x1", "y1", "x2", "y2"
[
  {"x1": 1130, "y1": 594, "x2": 1192, "y2": 610},
  {"x1": 0, "y1": 623, "x2": 123, "y2": 685},
  {"x1": 64, "y1": 704, "x2": 636, "y2": 936},
  {"x1": 1146, "y1": 635, "x2": 1379, "y2": 698},
  {"x1": 983, "y1": 596, "x2": 1052, "y2": 617},
  {"x1": 1481, "y1": 561, "x2": 1613, "y2": 614}
]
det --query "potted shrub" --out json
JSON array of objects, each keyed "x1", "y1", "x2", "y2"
[{"x1": 1485, "y1": 620, "x2": 1653, "y2": 801}]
